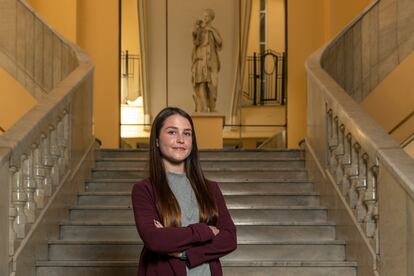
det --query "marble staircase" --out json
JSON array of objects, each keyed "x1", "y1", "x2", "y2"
[{"x1": 35, "y1": 149, "x2": 357, "y2": 276}]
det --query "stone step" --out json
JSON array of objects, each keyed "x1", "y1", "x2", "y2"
[
  {"x1": 96, "y1": 149, "x2": 305, "y2": 159},
  {"x1": 85, "y1": 179, "x2": 314, "y2": 193},
  {"x1": 91, "y1": 168, "x2": 308, "y2": 180},
  {"x1": 94, "y1": 159, "x2": 305, "y2": 170},
  {"x1": 59, "y1": 222, "x2": 336, "y2": 241},
  {"x1": 223, "y1": 260, "x2": 357, "y2": 276},
  {"x1": 36, "y1": 260, "x2": 356, "y2": 276},
  {"x1": 47, "y1": 240, "x2": 345, "y2": 262},
  {"x1": 96, "y1": 156, "x2": 305, "y2": 162},
  {"x1": 69, "y1": 206, "x2": 328, "y2": 223},
  {"x1": 75, "y1": 192, "x2": 320, "y2": 207}
]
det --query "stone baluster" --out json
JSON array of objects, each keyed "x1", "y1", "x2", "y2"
[
  {"x1": 11, "y1": 165, "x2": 28, "y2": 239},
  {"x1": 22, "y1": 153, "x2": 37, "y2": 223},
  {"x1": 33, "y1": 142, "x2": 46, "y2": 208},
  {"x1": 9, "y1": 168, "x2": 17, "y2": 255},
  {"x1": 327, "y1": 111, "x2": 339, "y2": 174},
  {"x1": 326, "y1": 109, "x2": 334, "y2": 147},
  {"x1": 354, "y1": 153, "x2": 368, "y2": 222},
  {"x1": 339, "y1": 132, "x2": 352, "y2": 196},
  {"x1": 334, "y1": 124, "x2": 345, "y2": 184},
  {"x1": 9, "y1": 204, "x2": 16, "y2": 255},
  {"x1": 56, "y1": 116, "x2": 66, "y2": 177},
  {"x1": 373, "y1": 203, "x2": 380, "y2": 255},
  {"x1": 347, "y1": 142, "x2": 360, "y2": 208},
  {"x1": 364, "y1": 164, "x2": 379, "y2": 239},
  {"x1": 42, "y1": 133, "x2": 54, "y2": 196},
  {"x1": 49, "y1": 125, "x2": 60, "y2": 186},
  {"x1": 62, "y1": 109, "x2": 71, "y2": 171}
]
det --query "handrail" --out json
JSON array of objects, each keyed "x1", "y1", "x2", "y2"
[
  {"x1": 306, "y1": 1, "x2": 414, "y2": 275},
  {"x1": 0, "y1": 1, "x2": 95, "y2": 276},
  {"x1": 257, "y1": 130, "x2": 286, "y2": 149},
  {"x1": 401, "y1": 131, "x2": 414, "y2": 148},
  {"x1": 388, "y1": 110, "x2": 414, "y2": 135},
  {"x1": 320, "y1": 1, "x2": 379, "y2": 101}
]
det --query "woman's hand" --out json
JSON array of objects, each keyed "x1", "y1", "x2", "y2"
[
  {"x1": 208, "y1": 225, "x2": 220, "y2": 236},
  {"x1": 153, "y1": 219, "x2": 163, "y2": 228},
  {"x1": 153, "y1": 220, "x2": 182, "y2": 257}
]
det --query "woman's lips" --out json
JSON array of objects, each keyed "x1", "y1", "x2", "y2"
[{"x1": 173, "y1": 147, "x2": 186, "y2": 151}]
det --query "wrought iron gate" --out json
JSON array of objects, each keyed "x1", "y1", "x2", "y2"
[{"x1": 247, "y1": 50, "x2": 286, "y2": 105}]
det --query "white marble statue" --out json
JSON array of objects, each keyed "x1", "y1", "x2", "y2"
[{"x1": 191, "y1": 9, "x2": 222, "y2": 112}]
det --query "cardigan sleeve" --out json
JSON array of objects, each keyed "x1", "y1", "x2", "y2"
[
  {"x1": 186, "y1": 181, "x2": 237, "y2": 268},
  {"x1": 131, "y1": 180, "x2": 215, "y2": 254}
]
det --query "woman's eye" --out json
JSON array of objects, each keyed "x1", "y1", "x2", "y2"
[
  {"x1": 184, "y1": 132, "x2": 192, "y2": 136},
  {"x1": 168, "y1": 130, "x2": 176, "y2": 135}
]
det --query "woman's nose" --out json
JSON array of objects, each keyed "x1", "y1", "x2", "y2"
[{"x1": 176, "y1": 134, "x2": 185, "y2": 143}]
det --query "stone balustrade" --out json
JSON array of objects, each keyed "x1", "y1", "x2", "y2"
[
  {"x1": 326, "y1": 107, "x2": 380, "y2": 252},
  {"x1": 321, "y1": 0, "x2": 414, "y2": 102},
  {"x1": 0, "y1": 1, "x2": 94, "y2": 276},
  {"x1": 8, "y1": 108, "x2": 70, "y2": 252},
  {"x1": 0, "y1": 0, "x2": 78, "y2": 100},
  {"x1": 306, "y1": 1, "x2": 414, "y2": 275}
]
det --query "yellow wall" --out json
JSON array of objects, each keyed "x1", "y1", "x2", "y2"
[
  {"x1": 121, "y1": 0, "x2": 140, "y2": 55},
  {"x1": 287, "y1": 0, "x2": 371, "y2": 148},
  {"x1": 0, "y1": 68, "x2": 37, "y2": 130},
  {"x1": 27, "y1": 0, "x2": 77, "y2": 43},
  {"x1": 121, "y1": 0, "x2": 141, "y2": 102},
  {"x1": 361, "y1": 50, "x2": 414, "y2": 144},
  {"x1": 323, "y1": 0, "x2": 371, "y2": 40},
  {"x1": 77, "y1": 0, "x2": 119, "y2": 148},
  {"x1": 26, "y1": 0, "x2": 120, "y2": 148},
  {"x1": 192, "y1": 115, "x2": 224, "y2": 149},
  {"x1": 248, "y1": 0, "x2": 260, "y2": 55},
  {"x1": 241, "y1": 105, "x2": 286, "y2": 126},
  {"x1": 287, "y1": 0, "x2": 325, "y2": 148},
  {"x1": 267, "y1": 0, "x2": 285, "y2": 53},
  {"x1": 247, "y1": 0, "x2": 285, "y2": 55}
]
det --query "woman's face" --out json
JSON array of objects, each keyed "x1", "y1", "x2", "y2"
[{"x1": 158, "y1": 114, "x2": 193, "y2": 168}]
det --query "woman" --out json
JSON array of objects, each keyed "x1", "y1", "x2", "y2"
[{"x1": 131, "y1": 107, "x2": 237, "y2": 275}]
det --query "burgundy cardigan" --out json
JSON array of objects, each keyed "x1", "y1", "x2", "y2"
[{"x1": 131, "y1": 178, "x2": 237, "y2": 276}]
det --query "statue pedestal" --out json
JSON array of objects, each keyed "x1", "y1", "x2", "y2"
[{"x1": 192, "y1": 113, "x2": 224, "y2": 149}]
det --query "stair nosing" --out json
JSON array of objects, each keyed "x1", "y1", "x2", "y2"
[
  {"x1": 98, "y1": 148, "x2": 304, "y2": 153},
  {"x1": 70, "y1": 204, "x2": 328, "y2": 210},
  {"x1": 69, "y1": 205, "x2": 328, "y2": 211},
  {"x1": 35, "y1": 259, "x2": 357, "y2": 267},
  {"x1": 77, "y1": 191, "x2": 319, "y2": 196},
  {"x1": 91, "y1": 167, "x2": 308, "y2": 172},
  {"x1": 48, "y1": 240, "x2": 346, "y2": 246},
  {"x1": 86, "y1": 178, "x2": 313, "y2": 183},
  {"x1": 95, "y1": 157, "x2": 305, "y2": 161},
  {"x1": 60, "y1": 221, "x2": 336, "y2": 227}
]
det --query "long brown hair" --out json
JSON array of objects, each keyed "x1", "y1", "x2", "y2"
[{"x1": 149, "y1": 107, "x2": 218, "y2": 227}]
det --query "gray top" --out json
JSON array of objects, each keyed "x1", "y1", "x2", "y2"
[{"x1": 166, "y1": 171, "x2": 211, "y2": 276}]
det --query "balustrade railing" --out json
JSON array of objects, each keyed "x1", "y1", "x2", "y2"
[
  {"x1": 306, "y1": 1, "x2": 414, "y2": 275},
  {"x1": 8, "y1": 108, "x2": 71, "y2": 251},
  {"x1": 326, "y1": 107, "x2": 380, "y2": 253},
  {"x1": 0, "y1": 1, "x2": 94, "y2": 276}
]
